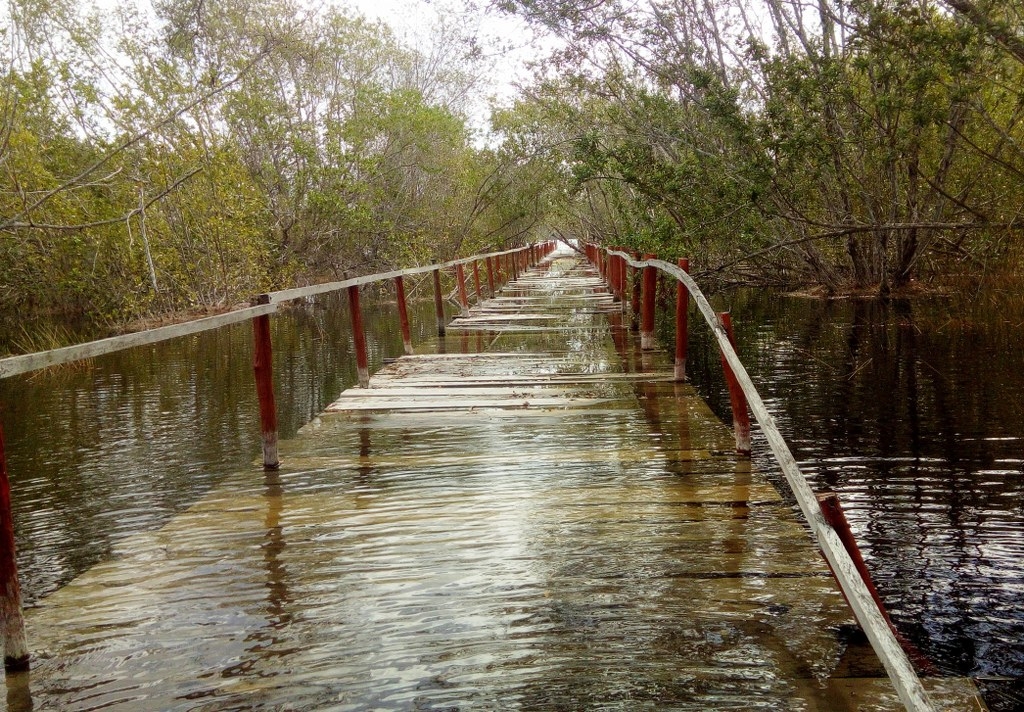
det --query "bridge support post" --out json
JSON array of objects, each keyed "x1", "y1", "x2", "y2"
[
  {"x1": 641, "y1": 253, "x2": 658, "y2": 350},
  {"x1": 432, "y1": 269, "x2": 446, "y2": 337},
  {"x1": 675, "y1": 258, "x2": 690, "y2": 381},
  {"x1": 816, "y1": 492, "x2": 936, "y2": 674},
  {"x1": 0, "y1": 420, "x2": 28, "y2": 673},
  {"x1": 608, "y1": 250, "x2": 619, "y2": 300},
  {"x1": 252, "y1": 298, "x2": 280, "y2": 469},
  {"x1": 631, "y1": 252, "x2": 641, "y2": 329},
  {"x1": 472, "y1": 261, "x2": 482, "y2": 301},
  {"x1": 618, "y1": 252, "x2": 628, "y2": 311},
  {"x1": 486, "y1": 257, "x2": 496, "y2": 296},
  {"x1": 348, "y1": 285, "x2": 370, "y2": 388},
  {"x1": 617, "y1": 251, "x2": 625, "y2": 301},
  {"x1": 394, "y1": 276, "x2": 414, "y2": 356},
  {"x1": 455, "y1": 263, "x2": 470, "y2": 317},
  {"x1": 717, "y1": 312, "x2": 752, "y2": 455}
]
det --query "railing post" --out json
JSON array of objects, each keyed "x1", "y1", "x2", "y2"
[
  {"x1": 511, "y1": 252, "x2": 520, "y2": 281},
  {"x1": 455, "y1": 263, "x2": 470, "y2": 317},
  {"x1": 717, "y1": 312, "x2": 752, "y2": 455},
  {"x1": 675, "y1": 258, "x2": 690, "y2": 381},
  {"x1": 607, "y1": 249, "x2": 618, "y2": 298},
  {"x1": 472, "y1": 261, "x2": 482, "y2": 301},
  {"x1": 641, "y1": 253, "x2": 658, "y2": 350},
  {"x1": 816, "y1": 492, "x2": 936, "y2": 674},
  {"x1": 631, "y1": 251, "x2": 642, "y2": 329},
  {"x1": 252, "y1": 297, "x2": 280, "y2": 469},
  {"x1": 618, "y1": 251, "x2": 628, "y2": 312},
  {"x1": 0, "y1": 419, "x2": 28, "y2": 672},
  {"x1": 432, "y1": 268, "x2": 446, "y2": 336},
  {"x1": 486, "y1": 257, "x2": 496, "y2": 296},
  {"x1": 394, "y1": 275, "x2": 414, "y2": 356},
  {"x1": 347, "y1": 285, "x2": 370, "y2": 388}
]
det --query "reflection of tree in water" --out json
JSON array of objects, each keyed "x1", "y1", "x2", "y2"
[{"x1": 680, "y1": 288, "x2": 1024, "y2": 703}]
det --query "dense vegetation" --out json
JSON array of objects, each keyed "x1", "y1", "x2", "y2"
[
  {"x1": 496, "y1": 0, "x2": 1024, "y2": 293},
  {"x1": 4, "y1": 0, "x2": 1024, "y2": 342},
  {"x1": 0, "y1": 0, "x2": 552, "y2": 330}
]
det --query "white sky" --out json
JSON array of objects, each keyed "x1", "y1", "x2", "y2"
[{"x1": 335, "y1": 0, "x2": 547, "y2": 108}]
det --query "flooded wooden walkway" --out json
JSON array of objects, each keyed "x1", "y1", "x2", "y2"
[{"x1": 6, "y1": 249, "x2": 983, "y2": 710}]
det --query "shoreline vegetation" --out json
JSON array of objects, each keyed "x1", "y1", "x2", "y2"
[{"x1": 5, "y1": 0, "x2": 1024, "y2": 354}]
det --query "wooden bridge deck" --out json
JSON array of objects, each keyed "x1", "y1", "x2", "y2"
[{"x1": 7, "y1": 251, "x2": 983, "y2": 710}]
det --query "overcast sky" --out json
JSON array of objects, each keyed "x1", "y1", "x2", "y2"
[{"x1": 336, "y1": 0, "x2": 546, "y2": 109}]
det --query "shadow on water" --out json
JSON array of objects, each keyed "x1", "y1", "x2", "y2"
[{"x1": 673, "y1": 288, "x2": 1024, "y2": 711}]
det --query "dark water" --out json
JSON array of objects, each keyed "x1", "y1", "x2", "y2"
[
  {"x1": 0, "y1": 288, "x2": 456, "y2": 606},
  {"x1": 675, "y1": 286, "x2": 1024, "y2": 709}
]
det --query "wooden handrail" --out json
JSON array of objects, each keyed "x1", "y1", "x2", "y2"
[
  {"x1": 601, "y1": 247, "x2": 937, "y2": 712},
  {"x1": 0, "y1": 245, "x2": 537, "y2": 381}
]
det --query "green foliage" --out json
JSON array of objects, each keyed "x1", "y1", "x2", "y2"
[
  {"x1": 497, "y1": 0, "x2": 1024, "y2": 292},
  {"x1": 0, "y1": 0, "x2": 537, "y2": 335}
]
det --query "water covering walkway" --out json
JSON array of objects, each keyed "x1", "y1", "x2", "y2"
[{"x1": 4, "y1": 249, "x2": 982, "y2": 710}]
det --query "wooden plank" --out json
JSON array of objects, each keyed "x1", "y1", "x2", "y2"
[
  {"x1": 333, "y1": 386, "x2": 579, "y2": 397},
  {"x1": 326, "y1": 396, "x2": 615, "y2": 412}
]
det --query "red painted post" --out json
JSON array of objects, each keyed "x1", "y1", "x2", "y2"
[
  {"x1": 472, "y1": 260, "x2": 482, "y2": 301},
  {"x1": 394, "y1": 275, "x2": 414, "y2": 356},
  {"x1": 607, "y1": 250, "x2": 618, "y2": 298},
  {"x1": 252, "y1": 300, "x2": 280, "y2": 469},
  {"x1": 717, "y1": 312, "x2": 752, "y2": 455},
  {"x1": 816, "y1": 493, "x2": 938, "y2": 673},
  {"x1": 486, "y1": 256, "x2": 496, "y2": 296},
  {"x1": 455, "y1": 263, "x2": 470, "y2": 317},
  {"x1": 675, "y1": 258, "x2": 690, "y2": 381},
  {"x1": 641, "y1": 253, "x2": 658, "y2": 350},
  {"x1": 0, "y1": 420, "x2": 28, "y2": 672},
  {"x1": 610, "y1": 250, "x2": 618, "y2": 297},
  {"x1": 617, "y1": 250, "x2": 626, "y2": 299},
  {"x1": 432, "y1": 269, "x2": 446, "y2": 336},
  {"x1": 619, "y1": 251, "x2": 629, "y2": 312},
  {"x1": 348, "y1": 285, "x2": 370, "y2": 388},
  {"x1": 512, "y1": 251, "x2": 520, "y2": 281},
  {"x1": 631, "y1": 252, "x2": 642, "y2": 329}
]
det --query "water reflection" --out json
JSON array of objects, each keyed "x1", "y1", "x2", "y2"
[
  {"x1": 0, "y1": 293, "x2": 450, "y2": 605},
  {"x1": 680, "y1": 289, "x2": 1024, "y2": 707}
]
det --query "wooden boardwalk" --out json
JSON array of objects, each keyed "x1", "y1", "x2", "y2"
[{"x1": 7, "y1": 250, "x2": 984, "y2": 710}]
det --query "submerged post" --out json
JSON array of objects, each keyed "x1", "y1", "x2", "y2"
[
  {"x1": 432, "y1": 268, "x2": 446, "y2": 336},
  {"x1": 817, "y1": 493, "x2": 893, "y2": 625},
  {"x1": 816, "y1": 492, "x2": 937, "y2": 673},
  {"x1": 641, "y1": 253, "x2": 658, "y2": 350},
  {"x1": 394, "y1": 275, "x2": 414, "y2": 356},
  {"x1": 675, "y1": 258, "x2": 690, "y2": 381},
  {"x1": 252, "y1": 297, "x2": 280, "y2": 469},
  {"x1": 455, "y1": 263, "x2": 470, "y2": 317},
  {"x1": 0, "y1": 420, "x2": 28, "y2": 672},
  {"x1": 347, "y1": 285, "x2": 370, "y2": 388},
  {"x1": 717, "y1": 312, "x2": 752, "y2": 455}
]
